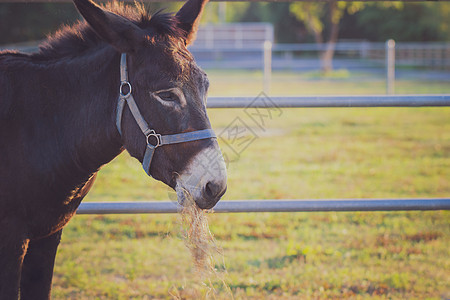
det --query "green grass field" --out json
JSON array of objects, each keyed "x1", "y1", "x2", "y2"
[{"x1": 52, "y1": 71, "x2": 449, "y2": 299}]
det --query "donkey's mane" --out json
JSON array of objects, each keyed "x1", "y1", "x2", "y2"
[{"x1": 30, "y1": 1, "x2": 184, "y2": 61}]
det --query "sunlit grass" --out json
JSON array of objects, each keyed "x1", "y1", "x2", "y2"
[
  {"x1": 206, "y1": 69, "x2": 450, "y2": 96},
  {"x1": 53, "y1": 71, "x2": 450, "y2": 299}
]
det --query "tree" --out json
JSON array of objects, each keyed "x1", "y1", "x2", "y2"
[
  {"x1": 352, "y1": 3, "x2": 450, "y2": 42},
  {"x1": 289, "y1": 2, "x2": 402, "y2": 73},
  {"x1": 0, "y1": 3, "x2": 79, "y2": 45},
  {"x1": 0, "y1": 2, "x2": 183, "y2": 46},
  {"x1": 290, "y1": 2, "x2": 365, "y2": 73}
]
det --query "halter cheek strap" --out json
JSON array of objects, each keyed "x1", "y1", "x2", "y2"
[{"x1": 116, "y1": 53, "x2": 216, "y2": 176}]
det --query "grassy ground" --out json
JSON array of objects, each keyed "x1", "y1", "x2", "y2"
[
  {"x1": 206, "y1": 69, "x2": 450, "y2": 96},
  {"x1": 52, "y1": 71, "x2": 449, "y2": 299}
]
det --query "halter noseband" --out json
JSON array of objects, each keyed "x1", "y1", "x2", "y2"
[{"x1": 116, "y1": 53, "x2": 216, "y2": 176}]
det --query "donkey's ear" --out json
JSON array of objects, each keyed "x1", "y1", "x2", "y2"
[
  {"x1": 175, "y1": 0, "x2": 208, "y2": 46},
  {"x1": 73, "y1": 0, "x2": 143, "y2": 53}
]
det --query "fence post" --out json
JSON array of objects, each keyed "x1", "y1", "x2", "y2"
[
  {"x1": 218, "y1": 2, "x2": 226, "y2": 23},
  {"x1": 386, "y1": 39, "x2": 395, "y2": 95},
  {"x1": 263, "y1": 40, "x2": 272, "y2": 94}
]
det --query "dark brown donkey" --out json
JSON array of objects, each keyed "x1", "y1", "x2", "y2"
[{"x1": 0, "y1": 0, "x2": 227, "y2": 298}]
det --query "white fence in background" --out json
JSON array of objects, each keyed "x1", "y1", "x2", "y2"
[
  {"x1": 188, "y1": 38, "x2": 450, "y2": 94},
  {"x1": 271, "y1": 41, "x2": 450, "y2": 69},
  {"x1": 191, "y1": 22, "x2": 274, "y2": 49}
]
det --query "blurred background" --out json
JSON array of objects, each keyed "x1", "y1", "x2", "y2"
[
  {"x1": 1, "y1": 2, "x2": 450, "y2": 95},
  {"x1": 1, "y1": 2, "x2": 448, "y2": 299}
]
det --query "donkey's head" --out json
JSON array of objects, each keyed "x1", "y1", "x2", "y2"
[{"x1": 73, "y1": 0, "x2": 226, "y2": 209}]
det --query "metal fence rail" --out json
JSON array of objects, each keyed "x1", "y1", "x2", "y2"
[
  {"x1": 207, "y1": 95, "x2": 450, "y2": 108},
  {"x1": 74, "y1": 95, "x2": 450, "y2": 214},
  {"x1": 77, "y1": 199, "x2": 450, "y2": 214}
]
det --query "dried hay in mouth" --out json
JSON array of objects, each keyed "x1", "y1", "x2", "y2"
[
  {"x1": 178, "y1": 189, "x2": 233, "y2": 299},
  {"x1": 179, "y1": 189, "x2": 218, "y2": 276}
]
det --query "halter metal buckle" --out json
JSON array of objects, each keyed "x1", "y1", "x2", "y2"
[
  {"x1": 146, "y1": 130, "x2": 162, "y2": 148},
  {"x1": 119, "y1": 81, "x2": 132, "y2": 97}
]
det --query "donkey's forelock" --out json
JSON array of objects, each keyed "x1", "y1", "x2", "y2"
[{"x1": 33, "y1": 2, "x2": 184, "y2": 61}]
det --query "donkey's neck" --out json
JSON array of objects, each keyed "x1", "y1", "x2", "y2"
[{"x1": 31, "y1": 47, "x2": 124, "y2": 190}]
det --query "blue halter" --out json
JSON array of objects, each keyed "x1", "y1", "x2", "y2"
[{"x1": 116, "y1": 53, "x2": 216, "y2": 176}]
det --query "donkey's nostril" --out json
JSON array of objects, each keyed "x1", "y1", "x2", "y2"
[
  {"x1": 205, "y1": 181, "x2": 217, "y2": 198},
  {"x1": 204, "y1": 181, "x2": 226, "y2": 200}
]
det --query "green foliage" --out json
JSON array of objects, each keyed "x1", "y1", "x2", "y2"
[
  {"x1": 220, "y1": 2, "x2": 251, "y2": 24},
  {"x1": 290, "y1": 2, "x2": 325, "y2": 36},
  {"x1": 289, "y1": 2, "x2": 367, "y2": 37},
  {"x1": 289, "y1": 2, "x2": 387, "y2": 44},
  {"x1": 227, "y1": 1, "x2": 448, "y2": 43},
  {"x1": 0, "y1": 4, "x2": 79, "y2": 44},
  {"x1": 1, "y1": 2, "x2": 448, "y2": 46},
  {"x1": 353, "y1": 3, "x2": 450, "y2": 42}
]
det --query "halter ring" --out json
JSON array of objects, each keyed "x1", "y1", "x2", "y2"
[
  {"x1": 146, "y1": 130, "x2": 162, "y2": 148},
  {"x1": 119, "y1": 81, "x2": 132, "y2": 97}
]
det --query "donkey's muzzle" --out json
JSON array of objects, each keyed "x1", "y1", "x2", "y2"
[
  {"x1": 199, "y1": 181, "x2": 227, "y2": 209},
  {"x1": 176, "y1": 146, "x2": 227, "y2": 210}
]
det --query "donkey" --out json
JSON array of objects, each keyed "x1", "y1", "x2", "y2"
[{"x1": 0, "y1": 0, "x2": 227, "y2": 298}]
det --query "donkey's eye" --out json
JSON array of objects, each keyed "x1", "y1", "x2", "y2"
[
  {"x1": 158, "y1": 91, "x2": 178, "y2": 102},
  {"x1": 151, "y1": 88, "x2": 186, "y2": 108}
]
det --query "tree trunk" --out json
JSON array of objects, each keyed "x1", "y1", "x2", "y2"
[{"x1": 321, "y1": 1, "x2": 340, "y2": 73}]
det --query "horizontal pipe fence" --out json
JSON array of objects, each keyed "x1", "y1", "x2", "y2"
[
  {"x1": 77, "y1": 199, "x2": 450, "y2": 214},
  {"x1": 75, "y1": 94, "x2": 450, "y2": 214},
  {"x1": 206, "y1": 95, "x2": 450, "y2": 108}
]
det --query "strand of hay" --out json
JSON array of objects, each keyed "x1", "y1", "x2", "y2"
[{"x1": 178, "y1": 189, "x2": 233, "y2": 299}]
